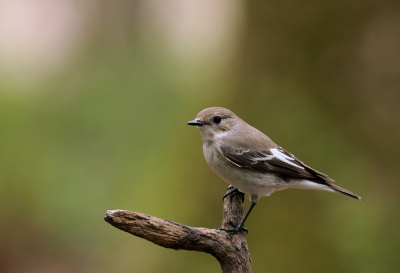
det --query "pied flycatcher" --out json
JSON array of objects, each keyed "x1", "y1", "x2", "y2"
[{"x1": 187, "y1": 107, "x2": 360, "y2": 232}]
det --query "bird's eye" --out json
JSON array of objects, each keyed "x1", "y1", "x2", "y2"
[{"x1": 213, "y1": 116, "x2": 222, "y2": 124}]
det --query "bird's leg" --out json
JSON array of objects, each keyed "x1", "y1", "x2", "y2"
[
  {"x1": 222, "y1": 186, "x2": 245, "y2": 203},
  {"x1": 219, "y1": 194, "x2": 258, "y2": 234}
]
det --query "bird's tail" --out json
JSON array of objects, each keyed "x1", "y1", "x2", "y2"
[{"x1": 329, "y1": 184, "x2": 361, "y2": 200}]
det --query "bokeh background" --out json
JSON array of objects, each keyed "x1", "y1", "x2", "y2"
[{"x1": 1, "y1": 0, "x2": 399, "y2": 272}]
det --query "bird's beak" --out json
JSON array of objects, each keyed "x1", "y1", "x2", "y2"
[{"x1": 187, "y1": 119, "x2": 205, "y2": 126}]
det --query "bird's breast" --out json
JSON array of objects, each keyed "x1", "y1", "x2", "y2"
[{"x1": 202, "y1": 143, "x2": 285, "y2": 196}]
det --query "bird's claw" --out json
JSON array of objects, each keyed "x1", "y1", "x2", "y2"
[
  {"x1": 217, "y1": 225, "x2": 248, "y2": 234},
  {"x1": 222, "y1": 187, "x2": 244, "y2": 202}
]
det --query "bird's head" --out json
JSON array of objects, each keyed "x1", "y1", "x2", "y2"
[{"x1": 187, "y1": 107, "x2": 239, "y2": 142}]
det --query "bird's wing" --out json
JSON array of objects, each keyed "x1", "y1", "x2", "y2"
[{"x1": 220, "y1": 144, "x2": 333, "y2": 182}]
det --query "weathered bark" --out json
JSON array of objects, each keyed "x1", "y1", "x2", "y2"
[{"x1": 104, "y1": 186, "x2": 251, "y2": 273}]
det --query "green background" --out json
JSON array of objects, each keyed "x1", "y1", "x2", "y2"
[{"x1": 1, "y1": 1, "x2": 399, "y2": 272}]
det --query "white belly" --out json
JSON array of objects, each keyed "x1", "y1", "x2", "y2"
[
  {"x1": 203, "y1": 145, "x2": 289, "y2": 196},
  {"x1": 203, "y1": 144, "x2": 334, "y2": 196}
]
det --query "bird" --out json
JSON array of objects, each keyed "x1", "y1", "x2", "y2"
[{"x1": 187, "y1": 107, "x2": 361, "y2": 233}]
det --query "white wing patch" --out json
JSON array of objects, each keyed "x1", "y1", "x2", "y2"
[
  {"x1": 256, "y1": 148, "x2": 304, "y2": 169},
  {"x1": 224, "y1": 157, "x2": 242, "y2": 167},
  {"x1": 224, "y1": 147, "x2": 305, "y2": 170},
  {"x1": 271, "y1": 148, "x2": 304, "y2": 169}
]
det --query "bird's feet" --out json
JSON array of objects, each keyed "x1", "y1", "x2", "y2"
[
  {"x1": 217, "y1": 221, "x2": 248, "y2": 234},
  {"x1": 217, "y1": 226, "x2": 248, "y2": 234},
  {"x1": 222, "y1": 186, "x2": 245, "y2": 202}
]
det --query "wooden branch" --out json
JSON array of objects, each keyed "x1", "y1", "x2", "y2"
[{"x1": 104, "y1": 186, "x2": 251, "y2": 273}]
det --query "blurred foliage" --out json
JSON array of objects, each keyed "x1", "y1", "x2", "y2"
[{"x1": 0, "y1": 0, "x2": 399, "y2": 272}]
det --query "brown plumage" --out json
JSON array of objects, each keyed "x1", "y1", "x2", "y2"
[{"x1": 188, "y1": 107, "x2": 361, "y2": 232}]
